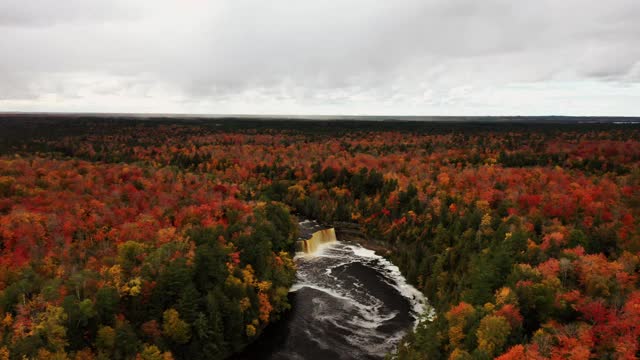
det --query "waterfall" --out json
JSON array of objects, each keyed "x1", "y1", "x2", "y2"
[
  {"x1": 296, "y1": 228, "x2": 337, "y2": 254},
  {"x1": 240, "y1": 220, "x2": 432, "y2": 360}
]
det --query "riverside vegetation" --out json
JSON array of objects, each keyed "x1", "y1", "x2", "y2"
[{"x1": 0, "y1": 116, "x2": 638, "y2": 359}]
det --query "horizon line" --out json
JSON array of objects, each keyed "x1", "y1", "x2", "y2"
[{"x1": 1, "y1": 111, "x2": 640, "y2": 119}]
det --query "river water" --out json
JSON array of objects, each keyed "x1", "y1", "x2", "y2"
[{"x1": 237, "y1": 240, "x2": 429, "y2": 359}]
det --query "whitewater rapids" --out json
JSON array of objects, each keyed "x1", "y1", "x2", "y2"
[{"x1": 238, "y1": 239, "x2": 431, "y2": 360}]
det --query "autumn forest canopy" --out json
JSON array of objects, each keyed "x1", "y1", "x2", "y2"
[{"x1": 0, "y1": 116, "x2": 638, "y2": 359}]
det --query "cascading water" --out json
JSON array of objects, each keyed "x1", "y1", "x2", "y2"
[
  {"x1": 295, "y1": 227, "x2": 337, "y2": 254},
  {"x1": 237, "y1": 221, "x2": 431, "y2": 360}
]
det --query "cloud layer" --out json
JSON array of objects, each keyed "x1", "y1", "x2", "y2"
[{"x1": 1, "y1": 0, "x2": 639, "y2": 115}]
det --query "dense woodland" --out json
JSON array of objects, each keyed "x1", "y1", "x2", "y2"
[{"x1": 0, "y1": 116, "x2": 639, "y2": 359}]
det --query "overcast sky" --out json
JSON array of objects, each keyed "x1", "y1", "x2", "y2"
[{"x1": 1, "y1": 0, "x2": 639, "y2": 116}]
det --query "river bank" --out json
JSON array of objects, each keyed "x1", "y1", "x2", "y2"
[{"x1": 333, "y1": 221, "x2": 395, "y2": 257}]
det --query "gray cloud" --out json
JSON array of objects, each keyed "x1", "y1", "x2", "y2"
[
  {"x1": 0, "y1": 0, "x2": 639, "y2": 115},
  {"x1": 0, "y1": 0, "x2": 141, "y2": 27}
]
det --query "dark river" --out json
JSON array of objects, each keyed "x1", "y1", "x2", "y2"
[{"x1": 236, "y1": 240, "x2": 429, "y2": 359}]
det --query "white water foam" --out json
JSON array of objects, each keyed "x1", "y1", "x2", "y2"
[
  {"x1": 289, "y1": 239, "x2": 434, "y2": 357},
  {"x1": 345, "y1": 244, "x2": 434, "y2": 321}
]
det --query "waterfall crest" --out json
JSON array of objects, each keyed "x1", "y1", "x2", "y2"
[{"x1": 296, "y1": 228, "x2": 337, "y2": 254}]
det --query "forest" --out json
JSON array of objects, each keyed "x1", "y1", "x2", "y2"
[{"x1": 0, "y1": 116, "x2": 638, "y2": 359}]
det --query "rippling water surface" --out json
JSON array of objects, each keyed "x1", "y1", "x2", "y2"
[{"x1": 237, "y1": 241, "x2": 429, "y2": 360}]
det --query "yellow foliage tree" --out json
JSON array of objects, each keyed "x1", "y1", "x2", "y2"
[
  {"x1": 136, "y1": 344, "x2": 174, "y2": 360},
  {"x1": 239, "y1": 297, "x2": 251, "y2": 312},
  {"x1": 477, "y1": 315, "x2": 511, "y2": 357},
  {"x1": 445, "y1": 302, "x2": 476, "y2": 348},
  {"x1": 449, "y1": 348, "x2": 472, "y2": 360},
  {"x1": 162, "y1": 308, "x2": 191, "y2": 344},
  {"x1": 36, "y1": 348, "x2": 69, "y2": 360},
  {"x1": 246, "y1": 324, "x2": 256, "y2": 337},
  {"x1": 35, "y1": 305, "x2": 68, "y2": 352},
  {"x1": 96, "y1": 326, "x2": 116, "y2": 351},
  {"x1": 495, "y1": 287, "x2": 518, "y2": 306},
  {"x1": 242, "y1": 265, "x2": 256, "y2": 286},
  {"x1": 73, "y1": 348, "x2": 95, "y2": 360}
]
